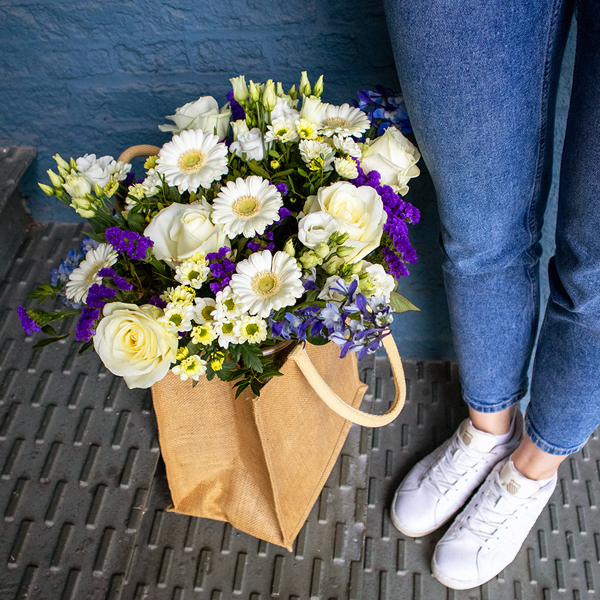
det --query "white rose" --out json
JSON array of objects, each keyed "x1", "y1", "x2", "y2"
[
  {"x1": 230, "y1": 127, "x2": 269, "y2": 161},
  {"x1": 300, "y1": 95, "x2": 329, "y2": 125},
  {"x1": 159, "y1": 96, "x2": 232, "y2": 141},
  {"x1": 270, "y1": 96, "x2": 300, "y2": 122},
  {"x1": 231, "y1": 119, "x2": 249, "y2": 141},
  {"x1": 307, "y1": 181, "x2": 387, "y2": 262},
  {"x1": 144, "y1": 199, "x2": 230, "y2": 262},
  {"x1": 360, "y1": 127, "x2": 421, "y2": 195},
  {"x1": 363, "y1": 262, "x2": 397, "y2": 300},
  {"x1": 93, "y1": 303, "x2": 178, "y2": 389},
  {"x1": 297, "y1": 211, "x2": 337, "y2": 248}
]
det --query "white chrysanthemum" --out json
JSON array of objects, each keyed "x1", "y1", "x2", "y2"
[
  {"x1": 172, "y1": 355, "x2": 207, "y2": 381},
  {"x1": 159, "y1": 303, "x2": 194, "y2": 332},
  {"x1": 214, "y1": 286, "x2": 243, "y2": 322},
  {"x1": 191, "y1": 322, "x2": 217, "y2": 345},
  {"x1": 318, "y1": 104, "x2": 370, "y2": 138},
  {"x1": 299, "y1": 140, "x2": 335, "y2": 172},
  {"x1": 265, "y1": 117, "x2": 300, "y2": 143},
  {"x1": 295, "y1": 118, "x2": 319, "y2": 140},
  {"x1": 193, "y1": 297, "x2": 216, "y2": 324},
  {"x1": 141, "y1": 168, "x2": 162, "y2": 197},
  {"x1": 156, "y1": 129, "x2": 228, "y2": 193},
  {"x1": 212, "y1": 176, "x2": 283, "y2": 239},
  {"x1": 333, "y1": 134, "x2": 362, "y2": 158},
  {"x1": 162, "y1": 285, "x2": 196, "y2": 306},
  {"x1": 234, "y1": 315, "x2": 268, "y2": 345},
  {"x1": 334, "y1": 157, "x2": 359, "y2": 179},
  {"x1": 175, "y1": 253, "x2": 210, "y2": 289},
  {"x1": 231, "y1": 250, "x2": 304, "y2": 318},
  {"x1": 214, "y1": 319, "x2": 240, "y2": 349},
  {"x1": 65, "y1": 243, "x2": 118, "y2": 303}
]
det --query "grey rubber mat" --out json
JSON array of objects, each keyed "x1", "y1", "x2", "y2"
[
  {"x1": 359, "y1": 357, "x2": 600, "y2": 600},
  {"x1": 0, "y1": 224, "x2": 160, "y2": 600}
]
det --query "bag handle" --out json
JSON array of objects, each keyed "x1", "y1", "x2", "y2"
[
  {"x1": 118, "y1": 144, "x2": 162, "y2": 164},
  {"x1": 290, "y1": 335, "x2": 406, "y2": 428}
]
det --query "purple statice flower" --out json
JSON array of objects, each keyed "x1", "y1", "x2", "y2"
[
  {"x1": 123, "y1": 172, "x2": 136, "y2": 188},
  {"x1": 226, "y1": 89, "x2": 246, "y2": 121},
  {"x1": 17, "y1": 305, "x2": 41, "y2": 335},
  {"x1": 276, "y1": 206, "x2": 291, "y2": 223},
  {"x1": 113, "y1": 276, "x2": 133, "y2": 291},
  {"x1": 105, "y1": 226, "x2": 154, "y2": 260},
  {"x1": 207, "y1": 246, "x2": 236, "y2": 293},
  {"x1": 276, "y1": 183, "x2": 289, "y2": 197},
  {"x1": 75, "y1": 307, "x2": 100, "y2": 342},
  {"x1": 86, "y1": 284, "x2": 118, "y2": 309},
  {"x1": 98, "y1": 267, "x2": 116, "y2": 278},
  {"x1": 148, "y1": 295, "x2": 167, "y2": 309}
]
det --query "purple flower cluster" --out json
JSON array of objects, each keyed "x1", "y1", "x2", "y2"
[
  {"x1": 148, "y1": 295, "x2": 167, "y2": 309},
  {"x1": 270, "y1": 279, "x2": 394, "y2": 360},
  {"x1": 247, "y1": 207, "x2": 291, "y2": 253},
  {"x1": 206, "y1": 246, "x2": 236, "y2": 294},
  {"x1": 98, "y1": 267, "x2": 133, "y2": 291},
  {"x1": 226, "y1": 90, "x2": 246, "y2": 122},
  {"x1": 105, "y1": 226, "x2": 154, "y2": 260},
  {"x1": 276, "y1": 183, "x2": 289, "y2": 196},
  {"x1": 17, "y1": 305, "x2": 41, "y2": 335},
  {"x1": 350, "y1": 163, "x2": 420, "y2": 278},
  {"x1": 86, "y1": 284, "x2": 118, "y2": 309},
  {"x1": 76, "y1": 307, "x2": 100, "y2": 342}
]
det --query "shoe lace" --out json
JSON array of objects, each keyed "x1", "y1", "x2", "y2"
[
  {"x1": 464, "y1": 482, "x2": 529, "y2": 549},
  {"x1": 422, "y1": 437, "x2": 482, "y2": 496}
]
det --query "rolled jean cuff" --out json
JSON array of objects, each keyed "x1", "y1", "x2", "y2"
[
  {"x1": 461, "y1": 389, "x2": 525, "y2": 414},
  {"x1": 525, "y1": 412, "x2": 587, "y2": 456}
]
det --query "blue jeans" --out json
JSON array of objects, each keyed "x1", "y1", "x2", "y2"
[{"x1": 383, "y1": 0, "x2": 600, "y2": 455}]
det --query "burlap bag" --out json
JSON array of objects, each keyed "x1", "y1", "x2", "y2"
[{"x1": 151, "y1": 335, "x2": 405, "y2": 551}]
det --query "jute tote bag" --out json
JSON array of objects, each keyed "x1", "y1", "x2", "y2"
[{"x1": 151, "y1": 335, "x2": 406, "y2": 551}]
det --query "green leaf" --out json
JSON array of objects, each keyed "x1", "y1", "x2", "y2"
[
  {"x1": 389, "y1": 291, "x2": 420, "y2": 314},
  {"x1": 297, "y1": 168, "x2": 309, "y2": 178},
  {"x1": 79, "y1": 341, "x2": 93, "y2": 354},
  {"x1": 247, "y1": 160, "x2": 270, "y2": 179},
  {"x1": 250, "y1": 380, "x2": 262, "y2": 396},
  {"x1": 234, "y1": 382, "x2": 250, "y2": 399},
  {"x1": 126, "y1": 211, "x2": 147, "y2": 233},
  {"x1": 41, "y1": 325, "x2": 59, "y2": 337},
  {"x1": 306, "y1": 330, "x2": 329, "y2": 346},
  {"x1": 32, "y1": 334, "x2": 70, "y2": 349},
  {"x1": 239, "y1": 344, "x2": 263, "y2": 373}
]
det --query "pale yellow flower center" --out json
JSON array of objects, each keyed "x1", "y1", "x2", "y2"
[
  {"x1": 252, "y1": 271, "x2": 279, "y2": 298},
  {"x1": 201, "y1": 306, "x2": 215, "y2": 320},
  {"x1": 245, "y1": 323, "x2": 260, "y2": 336},
  {"x1": 178, "y1": 149, "x2": 206, "y2": 173},
  {"x1": 322, "y1": 117, "x2": 349, "y2": 129},
  {"x1": 233, "y1": 195, "x2": 260, "y2": 217}
]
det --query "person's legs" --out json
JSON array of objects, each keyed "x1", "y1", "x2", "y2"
[{"x1": 383, "y1": 0, "x2": 574, "y2": 419}]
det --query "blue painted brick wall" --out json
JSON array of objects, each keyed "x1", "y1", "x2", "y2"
[{"x1": 0, "y1": 0, "x2": 400, "y2": 222}]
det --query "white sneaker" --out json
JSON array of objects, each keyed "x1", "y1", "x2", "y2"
[
  {"x1": 390, "y1": 411, "x2": 523, "y2": 537},
  {"x1": 432, "y1": 458, "x2": 557, "y2": 589}
]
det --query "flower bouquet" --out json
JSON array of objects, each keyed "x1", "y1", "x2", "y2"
[
  {"x1": 19, "y1": 72, "x2": 421, "y2": 548},
  {"x1": 21, "y1": 72, "x2": 421, "y2": 398}
]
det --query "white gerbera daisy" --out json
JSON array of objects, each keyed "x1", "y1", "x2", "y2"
[
  {"x1": 172, "y1": 355, "x2": 207, "y2": 381},
  {"x1": 212, "y1": 176, "x2": 283, "y2": 239},
  {"x1": 299, "y1": 140, "x2": 335, "y2": 172},
  {"x1": 234, "y1": 315, "x2": 268, "y2": 345},
  {"x1": 318, "y1": 104, "x2": 370, "y2": 138},
  {"x1": 159, "y1": 303, "x2": 194, "y2": 332},
  {"x1": 174, "y1": 253, "x2": 210, "y2": 289},
  {"x1": 333, "y1": 134, "x2": 362, "y2": 158},
  {"x1": 214, "y1": 319, "x2": 240, "y2": 349},
  {"x1": 65, "y1": 243, "x2": 118, "y2": 303},
  {"x1": 156, "y1": 129, "x2": 228, "y2": 193},
  {"x1": 213, "y1": 286, "x2": 242, "y2": 322},
  {"x1": 231, "y1": 250, "x2": 304, "y2": 318},
  {"x1": 265, "y1": 117, "x2": 300, "y2": 143},
  {"x1": 193, "y1": 297, "x2": 217, "y2": 324}
]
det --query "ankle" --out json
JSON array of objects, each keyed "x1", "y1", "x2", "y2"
[{"x1": 469, "y1": 406, "x2": 517, "y2": 437}]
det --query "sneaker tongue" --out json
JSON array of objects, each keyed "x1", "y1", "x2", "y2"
[
  {"x1": 459, "y1": 420, "x2": 498, "y2": 453},
  {"x1": 499, "y1": 460, "x2": 541, "y2": 498}
]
